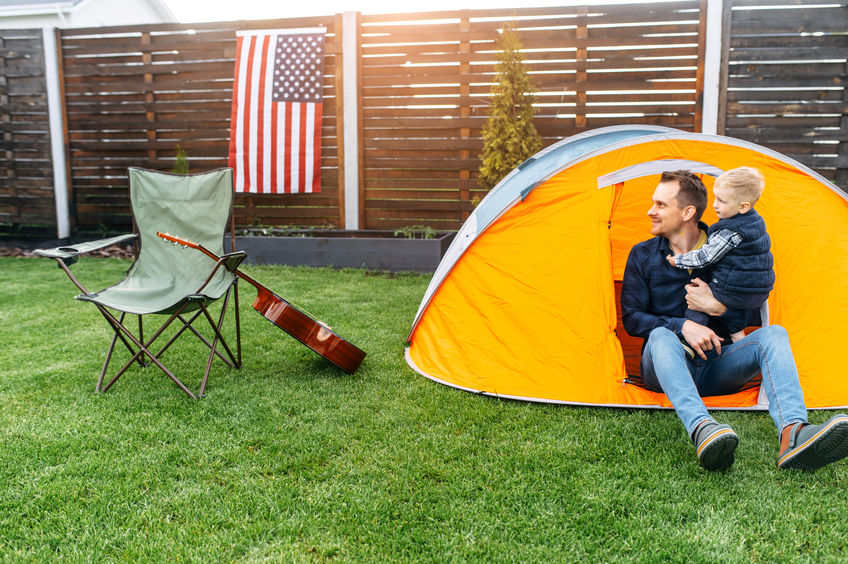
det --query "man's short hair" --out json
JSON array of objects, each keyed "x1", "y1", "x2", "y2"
[
  {"x1": 660, "y1": 170, "x2": 708, "y2": 221},
  {"x1": 715, "y1": 166, "x2": 765, "y2": 205}
]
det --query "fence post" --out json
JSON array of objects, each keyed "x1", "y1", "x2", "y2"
[
  {"x1": 341, "y1": 11, "x2": 361, "y2": 230},
  {"x1": 701, "y1": 0, "x2": 725, "y2": 134},
  {"x1": 334, "y1": 13, "x2": 346, "y2": 228},
  {"x1": 838, "y1": 75, "x2": 847, "y2": 189},
  {"x1": 1, "y1": 36, "x2": 15, "y2": 227},
  {"x1": 716, "y1": 0, "x2": 732, "y2": 135},
  {"x1": 42, "y1": 26, "x2": 70, "y2": 238},
  {"x1": 458, "y1": 11, "x2": 471, "y2": 222},
  {"x1": 141, "y1": 32, "x2": 156, "y2": 163},
  {"x1": 575, "y1": 6, "x2": 588, "y2": 130}
]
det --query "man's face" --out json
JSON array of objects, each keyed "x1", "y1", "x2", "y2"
[{"x1": 648, "y1": 180, "x2": 687, "y2": 237}]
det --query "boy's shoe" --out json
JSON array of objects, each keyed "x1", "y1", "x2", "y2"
[
  {"x1": 693, "y1": 421, "x2": 739, "y2": 471},
  {"x1": 681, "y1": 343, "x2": 695, "y2": 361},
  {"x1": 777, "y1": 414, "x2": 848, "y2": 471}
]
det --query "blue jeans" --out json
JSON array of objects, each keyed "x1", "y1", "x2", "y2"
[{"x1": 640, "y1": 326, "x2": 807, "y2": 439}]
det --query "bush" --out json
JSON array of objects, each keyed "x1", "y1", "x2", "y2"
[
  {"x1": 478, "y1": 23, "x2": 542, "y2": 190},
  {"x1": 172, "y1": 145, "x2": 189, "y2": 174}
]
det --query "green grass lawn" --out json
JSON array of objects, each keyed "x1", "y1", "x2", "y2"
[{"x1": 1, "y1": 256, "x2": 847, "y2": 562}]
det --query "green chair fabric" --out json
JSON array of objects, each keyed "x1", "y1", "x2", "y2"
[
  {"x1": 77, "y1": 167, "x2": 236, "y2": 314},
  {"x1": 35, "y1": 167, "x2": 243, "y2": 398}
]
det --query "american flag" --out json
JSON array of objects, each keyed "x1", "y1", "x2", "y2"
[{"x1": 228, "y1": 28, "x2": 325, "y2": 193}]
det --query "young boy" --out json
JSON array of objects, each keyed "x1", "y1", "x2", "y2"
[{"x1": 666, "y1": 167, "x2": 775, "y2": 343}]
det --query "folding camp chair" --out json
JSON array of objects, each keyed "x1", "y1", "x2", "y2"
[{"x1": 35, "y1": 167, "x2": 245, "y2": 398}]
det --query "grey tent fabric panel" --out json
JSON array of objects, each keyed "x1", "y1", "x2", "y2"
[{"x1": 596, "y1": 159, "x2": 725, "y2": 189}]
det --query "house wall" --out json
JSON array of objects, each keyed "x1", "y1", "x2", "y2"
[{"x1": 0, "y1": 0, "x2": 175, "y2": 29}]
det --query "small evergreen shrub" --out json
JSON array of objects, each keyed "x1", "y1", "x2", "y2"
[
  {"x1": 172, "y1": 145, "x2": 190, "y2": 174},
  {"x1": 478, "y1": 23, "x2": 542, "y2": 190}
]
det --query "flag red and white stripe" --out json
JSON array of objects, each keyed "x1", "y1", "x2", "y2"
[{"x1": 228, "y1": 28, "x2": 325, "y2": 193}]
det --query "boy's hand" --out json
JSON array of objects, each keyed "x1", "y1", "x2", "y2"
[
  {"x1": 681, "y1": 320, "x2": 723, "y2": 359},
  {"x1": 666, "y1": 254, "x2": 677, "y2": 267}
]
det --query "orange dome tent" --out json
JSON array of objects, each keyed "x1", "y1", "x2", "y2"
[{"x1": 406, "y1": 126, "x2": 848, "y2": 410}]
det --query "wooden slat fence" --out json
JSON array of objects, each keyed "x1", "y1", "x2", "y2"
[
  {"x1": 720, "y1": 0, "x2": 848, "y2": 191},
  {"x1": 13, "y1": 2, "x2": 848, "y2": 233},
  {"x1": 59, "y1": 16, "x2": 342, "y2": 230},
  {"x1": 0, "y1": 28, "x2": 53, "y2": 229},
  {"x1": 359, "y1": 2, "x2": 707, "y2": 230}
]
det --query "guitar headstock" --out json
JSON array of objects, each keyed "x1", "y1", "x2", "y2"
[{"x1": 157, "y1": 231, "x2": 200, "y2": 250}]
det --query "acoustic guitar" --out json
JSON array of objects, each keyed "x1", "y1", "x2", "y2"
[{"x1": 157, "y1": 231, "x2": 366, "y2": 374}]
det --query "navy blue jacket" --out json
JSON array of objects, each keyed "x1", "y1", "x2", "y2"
[
  {"x1": 621, "y1": 222, "x2": 733, "y2": 341},
  {"x1": 707, "y1": 210, "x2": 774, "y2": 304}
]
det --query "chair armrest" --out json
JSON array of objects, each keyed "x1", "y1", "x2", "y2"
[
  {"x1": 34, "y1": 233, "x2": 137, "y2": 263},
  {"x1": 219, "y1": 251, "x2": 247, "y2": 273},
  {"x1": 191, "y1": 251, "x2": 248, "y2": 296}
]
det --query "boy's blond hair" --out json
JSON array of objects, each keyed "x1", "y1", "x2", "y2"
[{"x1": 715, "y1": 167, "x2": 764, "y2": 205}]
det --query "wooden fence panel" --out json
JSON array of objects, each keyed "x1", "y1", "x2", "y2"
[
  {"x1": 0, "y1": 29, "x2": 54, "y2": 229},
  {"x1": 9, "y1": 4, "x2": 848, "y2": 234},
  {"x1": 60, "y1": 17, "x2": 342, "y2": 230},
  {"x1": 359, "y1": 2, "x2": 706, "y2": 230},
  {"x1": 721, "y1": 0, "x2": 848, "y2": 191}
]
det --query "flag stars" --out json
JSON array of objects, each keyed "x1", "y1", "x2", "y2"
[{"x1": 272, "y1": 32, "x2": 325, "y2": 104}]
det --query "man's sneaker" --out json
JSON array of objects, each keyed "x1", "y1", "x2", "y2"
[
  {"x1": 778, "y1": 414, "x2": 848, "y2": 471},
  {"x1": 681, "y1": 342, "x2": 695, "y2": 361},
  {"x1": 693, "y1": 421, "x2": 739, "y2": 470}
]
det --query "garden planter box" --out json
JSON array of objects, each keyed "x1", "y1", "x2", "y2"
[{"x1": 225, "y1": 230, "x2": 455, "y2": 272}]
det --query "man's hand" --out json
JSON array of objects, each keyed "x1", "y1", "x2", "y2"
[
  {"x1": 681, "y1": 319, "x2": 723, "y2": 359},
  {"x1": 666, "y1": 254, "x2": 677, "y2": 267},
  {"x1": 685, "y1": 278, "x2": 727, "y2": 316}
]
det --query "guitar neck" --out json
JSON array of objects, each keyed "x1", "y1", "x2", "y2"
[{"x1": 192, "y1": 243, "x2": 266, "y2": 294}]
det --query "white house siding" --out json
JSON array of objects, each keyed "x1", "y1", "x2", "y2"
[{"x1": 0, "y1": 0, "x2": 176, "y2": 28}]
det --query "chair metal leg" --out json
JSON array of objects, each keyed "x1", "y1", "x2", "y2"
[
  {"x1": 196, "y1": 291, "x2": 239, "y2": 367},
  {"x1": 234, "y1": 280, "x2": 242, "y2": 368},
  {"x1": 155, "y1": 310, "x2": 203, "y2": 359},
  {"x1": 92, "y1": 280, "x2": 241, "y2": 399},
  {"x1": 96, "y1": 309, "x2": 148, "y2": 391},
  {"x1": 102, "y1": 350, "x2": 146, "y2": 392},
  {"x1": 155, "y1": 307, "x2": 234, "y2": 367},
  {"x1": 99, "y1": 308, "x2": 142, "y2": 359},
  {"x1": 169, "y1": 312, "x2": 236, "y2": 368},
  {"x1": 96, "y1": 311, "x2": 126, "y2": 392},
  {"x1": 138, "y1": 315, "x2": 149, "y2": 367},
  {"x1": 199, "y1": 287, "x2": 236, "y2": 397},
  {"x1": 97, "y1": 304, "x2": 197, "y2": 399}
]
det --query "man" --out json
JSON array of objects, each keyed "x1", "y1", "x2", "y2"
[{"x1": 621, "y1": 170, "x2": 848, "y2": 471}]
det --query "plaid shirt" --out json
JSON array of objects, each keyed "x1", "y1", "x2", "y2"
[
  {"x1": 621, "y1": 225, "x2": 729, "y2": 341},
  {"x1": 672, "y1": 229, "x2": 743, "y2": 269}
]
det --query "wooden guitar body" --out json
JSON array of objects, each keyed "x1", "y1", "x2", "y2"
[
  {"x1": 252, "y1": 286, "x2": 366, "y2": 374},
  {"x1": 157, "y1": 231, "x2": 366, "y2": 374}
]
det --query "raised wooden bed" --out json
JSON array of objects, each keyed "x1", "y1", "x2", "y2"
[{"x1": 225, "y1": 230, "x2": 456, "y2": 272}]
